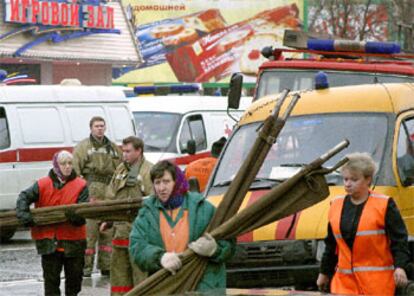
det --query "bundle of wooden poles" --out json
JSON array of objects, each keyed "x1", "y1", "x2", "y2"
[{"x1": 0, "y1": 197, "x2": 143, "y2": 230}]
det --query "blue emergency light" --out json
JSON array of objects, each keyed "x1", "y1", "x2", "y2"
[
  {"x1": 134, "y1": 84, "x2": 200, "y2": 95},
  {"x1": 307, "y1": 39, "x2": 401, "y2": 54},
  {"x1": 0, "y1": 69, "x2": 7, "y2": 82}
]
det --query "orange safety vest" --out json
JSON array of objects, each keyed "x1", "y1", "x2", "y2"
[
  {"x1": 160, "y1": 209, "x2": 189, "y2": 253},
  {"x1": 329, "y1": 192, "x2": 395, "y2": 295},
  {"x1": 185, "y1": 157, "x2": 217, "y2": 192},
  {"x1": 31, "y1": 176, "x2": 87, "y2": 241}
]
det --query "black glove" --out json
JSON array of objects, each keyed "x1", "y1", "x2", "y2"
[
  {"x1": 22, "y1": 216, "x2": 36, "y2": 227},
  {"x1": 65, "y1": 208, "x2": 86, "y2": 226},
  {"x1": 17, "y1": 213, "x2": 36, "y2": 227}
]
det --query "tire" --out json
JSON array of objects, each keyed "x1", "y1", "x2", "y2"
[{"x1": 0, "y1": 228, "x2": 16, "y2": 242}]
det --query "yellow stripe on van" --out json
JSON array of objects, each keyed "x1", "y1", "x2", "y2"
[
  {"x1": 253, "y1": 221, "x2": 278, "y2": 241},
  {"x1": 295, "y1": 186, "x2": 343, "y2": 240}
]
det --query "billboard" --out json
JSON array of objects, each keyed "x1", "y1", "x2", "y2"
[{"x1": 114, "y1": 0, "x2": 303, "y2": 84}]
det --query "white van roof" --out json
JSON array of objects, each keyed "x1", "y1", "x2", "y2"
[
  {"x1": 128, "y1": 96, "x2": 253, "y2": 113},
  {"x1": 0, "y1": 85, "x2": 128, "y2": 103}
]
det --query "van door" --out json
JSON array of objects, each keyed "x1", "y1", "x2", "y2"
[
  {"x1": 66, "y1": 105, "x2": 106, "y2": 144},
  {"x1": 395, "y1": 112, "x2": 414, "y2": 238},
  {"x1": 178, "y1": 114, "x2": 207, "y2": 155},
  {"x1": 15, "y1": 105, "x2": 66, "y2": 207},
  {"x1": 0, "y1": 105, "x2": 17, "y2": 211}
]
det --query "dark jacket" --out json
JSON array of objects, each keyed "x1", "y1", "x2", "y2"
[{"x1": 16, "y1": 169, "x2": 89, "y2": 256}]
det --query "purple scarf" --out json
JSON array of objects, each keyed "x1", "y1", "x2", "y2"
[
  {"x1": 52, "y1": 151, "x2": 67, "y2": 182},
  {"x1": 162, "y1": 165, "x2": 189, "y2": 209}
]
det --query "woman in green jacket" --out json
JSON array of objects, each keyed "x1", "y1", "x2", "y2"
[{"x1": 129, "y1": 160, "x2": 235, "y2": 292}]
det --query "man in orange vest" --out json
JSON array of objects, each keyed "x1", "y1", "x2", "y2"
[
  {"x1": 185, "y1": 137, "x2": 226, "y2": 192},
  {"x1": 16, "y1": 150, "x2": 89, "y2": 296},
  {"x1": 317, "y1": 152, "x2": 410, "y2": 295}
]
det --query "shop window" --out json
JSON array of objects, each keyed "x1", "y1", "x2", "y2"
[
  {"x1": 0, "y1": 107, "x2": 10, "y2": 149},
  {"x1": 397, "y1": 117, "x2": 414, "y2": 186}
]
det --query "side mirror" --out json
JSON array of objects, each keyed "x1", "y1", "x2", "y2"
[
  {"x1": 186, "y1": 139, "x2": 196, "y2": 155},
  {"x1": 227, "y1": 73, "x2": 243, "y2": 109}
]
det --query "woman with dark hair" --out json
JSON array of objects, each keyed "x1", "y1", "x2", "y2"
[{"x1": 129, "y1": 160, "x2": 235, "y2": 292}]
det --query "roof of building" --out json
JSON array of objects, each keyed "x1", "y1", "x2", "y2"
[{"x1": 0, "y1": 1, "x2": 141, "y2": 66}]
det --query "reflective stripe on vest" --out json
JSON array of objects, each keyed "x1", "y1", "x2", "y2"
[
  {"x1": 337, "y1": 265, "x2": 394, "y2": 274},
  {"x1": 334, "y1": 229, "x2": 386, "y2": 239},
  {"x1": 31, "y1": 176, "x2": 86, "y2": 241}
]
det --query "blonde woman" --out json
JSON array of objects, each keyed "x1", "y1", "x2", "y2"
[
  {"x1": 16, "y1": 150, "x2": 89, "y2": 296},
  {"x1": 317, "y1": 152, "x2": 410, "y2": 295}
]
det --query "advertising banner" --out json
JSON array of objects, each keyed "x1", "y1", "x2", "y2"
[{"x1": 114, "y1": 0, "x2": 303, "y2": 84}]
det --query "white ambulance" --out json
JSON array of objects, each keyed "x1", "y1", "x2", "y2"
[
  {"x1": 0, "y1": 83, "x2": 135, "y2": 241},
  {"x1": 129, "y1": 95, "x2": 252, "y2": 166}
]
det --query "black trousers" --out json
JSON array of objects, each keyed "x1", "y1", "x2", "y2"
[{"x1": 41, "y1": 252, "x2": 84, "y2": 296}]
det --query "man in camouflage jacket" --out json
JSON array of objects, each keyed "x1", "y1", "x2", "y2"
[
  {"x1": 73, "y1": 116, "x2": 122, "y2": 276},
  {"x1": 101, "y1": 136, "x2": 153, "y2": 295}
]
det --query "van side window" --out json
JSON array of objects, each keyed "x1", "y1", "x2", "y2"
[
  {"x1": 18, "y1": 107, "x2": 64, "y2": 144},
  {"x1": 107, "y1": 106, "x2": 134, "y2": 142},
  {"x1": 66, "y1": 106, "x2": 105, "y2": 142},
  {"x1": 397, "y1": 117, "x2": 414, "y2": 186},
  {"x1": 0, "y1": 107, "x2": 10, "y2": 149},
  {"x1": 179, "y1": 115, "x2": 207, "y2": 153}
]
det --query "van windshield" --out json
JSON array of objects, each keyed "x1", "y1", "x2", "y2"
[
  {"x1": 256, "y1": 70, "x2": 413, "y2": 100},
  {"x1": 133, "y1": 112, "x2": 181, "y2": 152},
  {"x1": 212, "y1": 114, "x2": 388, "y2": 188}
]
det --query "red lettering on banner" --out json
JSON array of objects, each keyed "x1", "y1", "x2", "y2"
[
  {"x1": 21, "y1": 0, "x2": 29, "y2": 22},
  {"x1": 96, "y1": 6, "x2": 104, "y2": 28},
  {"x1": 51, "y1": 2, "x2": 59, "y2": 25},
  {"x1": 106, "y1": 6, "x2": 114, "y2": 29},
  {"x1": 70, "y1": 4, "x2": 79, "y2": 26},
  {"x1": 87, "y1": 5, "x2": 94, "y2": 27},
  {"x1": 10, "y1": 0, "x2": 20, "y2": 21},
  {"x1": 61, "y1": 3, "x2": 68, "y2": 26},
  {"x1": 41, "y1": 1, "x2": 49, "y2": 25},
  {"x1": 31, "y1": 0, "x2": 40, "y2": 23}
]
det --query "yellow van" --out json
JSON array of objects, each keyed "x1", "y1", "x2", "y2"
[{"x1": 205, "y1": 83, "x2": 414, "y2": 288}]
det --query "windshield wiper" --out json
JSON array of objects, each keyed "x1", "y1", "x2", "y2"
[
  {"x1": 213, "y1": 180, "x2": 233, "y2": 187},
  {"x1": 279, "y1": 163, "x2": 306, "y2": 167},
  {"x1": 252, "y1": 177, "x2": 283, "y2": 183},
  {"x1": 144, "y1": 144, "x2": 163, "y2": 152}
]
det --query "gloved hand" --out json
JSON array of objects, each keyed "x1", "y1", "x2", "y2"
[
  {"x1": 188, "y1": 233, "x2": 217, "y2": 257},
  {"x1": 65, "y1": 208, "x2": 86, "y2": 226},
  {"x1": 160, "y1": 252, "x2": 182, "y2": 275},
  {"x1": 19, "y1": 215, "x2": 36, "y2": 227}
]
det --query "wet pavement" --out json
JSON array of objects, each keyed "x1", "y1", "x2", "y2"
[{"x1": 0, "y1": 230, "x2": 110, "y2": 296}]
